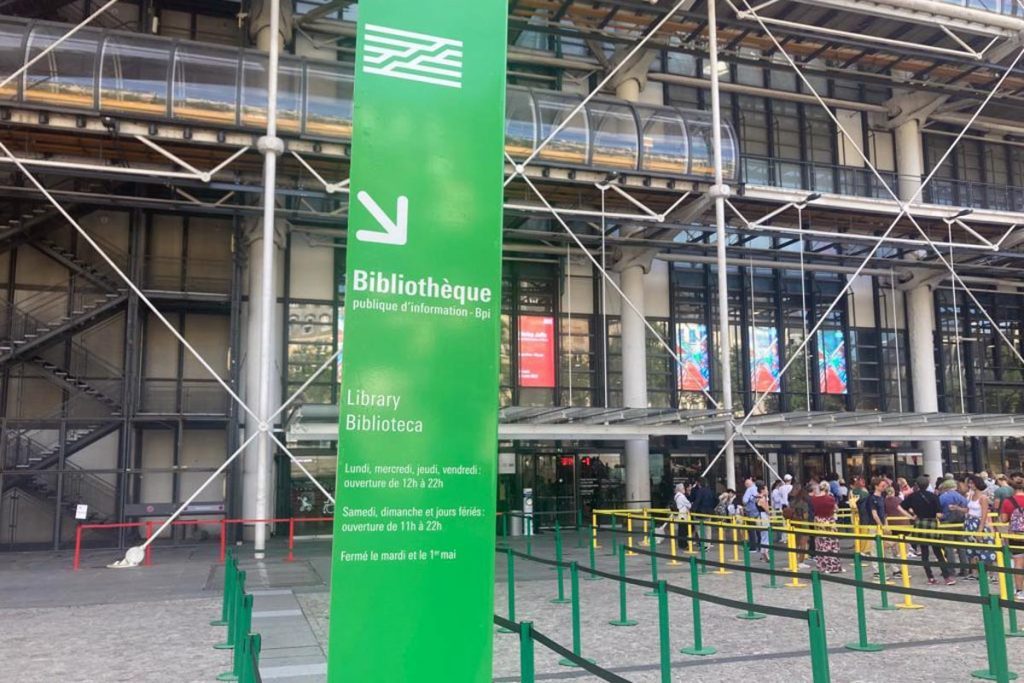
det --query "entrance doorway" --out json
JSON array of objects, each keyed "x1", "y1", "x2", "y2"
[{"x1": 529, "y1": 454, "x2": 576, "y2": 529}]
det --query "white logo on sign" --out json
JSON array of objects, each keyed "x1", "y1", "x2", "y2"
[
  {"x1": 355, "y1": 191, "x2": 409, "y2": 246},
  {"x1": 362, "y1": 23, "x2": 463, "y2": 89}
]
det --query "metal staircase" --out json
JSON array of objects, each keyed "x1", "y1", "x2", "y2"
[
  {"x1": 33, "y1": 237, "x2": 125, "y2": 292},
  {"x1": 1, "y1": 462, "x2": 117, "y2": 524},
  {"x1": 2, "y1": 420, "x2": 118, "y2": 471},
  {"x1": 0, "y1": 204, "x2": 53, "y2": 242},
  {"x1": 28, "y1": 340, "x2": 124, "y2": 414},
  {"x1": 0, "y1": 288, "x2": 128, "y2": 364}
]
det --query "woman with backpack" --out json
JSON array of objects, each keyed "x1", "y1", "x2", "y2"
[{"x1": 998, "y1": 473, "x2": 1024, "y2": 599}]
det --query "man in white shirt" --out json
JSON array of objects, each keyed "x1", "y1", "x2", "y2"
[
  {"x1": 673, "y1": 483, "x2": 691, "y2": 548},
  {"x1": 773, "y1": 474, "x2": 793, "y2": 510}
]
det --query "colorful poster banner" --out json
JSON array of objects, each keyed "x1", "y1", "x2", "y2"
[
  {"x1": 518, "y1": 315, "x2": 556, "y2": 387},
  {"x1": 675, "y1": 322, "x2": 710, "y2": 391},
  {"x1": 818, "y1": 329, "x2": 848, "y2": 395},
  {"x1": 750, "y1": 326, "x2": 781, "y2": 393},
  {"x1": 327, "y1": 2, "x2": 507, "y2": 680}
]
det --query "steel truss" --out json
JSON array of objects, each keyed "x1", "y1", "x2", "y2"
[{"x1": 4, "y1": 0, "x2": 1024, "y2": 562}]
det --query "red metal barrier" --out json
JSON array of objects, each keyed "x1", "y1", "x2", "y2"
[
  {"x1": 73, "y1": 516, "x2": 335, "y2": 570},
  {"x1": 218, "y1": 517, "x2": 334, "y2": 563},
  {"x1": 73, "y1": 518, "x2": 224, "y2": 571}
]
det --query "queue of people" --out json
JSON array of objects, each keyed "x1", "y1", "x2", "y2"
[{"x1": 664, "y1": 469, "x2": 1024, "y2": 598}]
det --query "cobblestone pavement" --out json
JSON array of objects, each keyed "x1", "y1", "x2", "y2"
[
  {"x1": 2, "y1": 533, "x2": 1021, "y2": 682},
  {"x1": 0, "y1": 598, "x2": 229, "y2": 683}
]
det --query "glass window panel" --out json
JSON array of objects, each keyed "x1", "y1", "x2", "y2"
[
  {"x1": 241, "y1": 56, "x2": 301, "y2": 133},
  {"x1": 721, "y1": 121, "x2": 738, "y2": 181},
  {"x1": 743, "y1": 157, "x2": 769, "y2": 185},
  {"x1": 737, "y1": 95, "x2": 768, "y2": 157},
  {"x1": 587, "y1": 100, "x2": 638, "y2": 170},
  {"x1": 686, "y1": 116, "x2": 714, "y2": 176},
  {"x1": 534, "y1": 91, "x2": 589, "y2": 165},
  {"x1": 305, "y1": 66, "x2": 353, "y2": 138},
  {"x1": 665, "y1": 52, "x2": 697, "y2": 76},
  {"x1": 638, "y1": 106, "x2": 687, "y2": 175},
  {"x1": 100, "y1": 38, "x2": 170, "y2": 117},
  {"x1": 24, "y1": 26, "x2": 98, "y2": 108},
  {"x1": 172, "y1": 46, "x2": 238, "y2": 125},
  {"x1": 772, "y1": 101, "x2": 801, "y2": 160},
  {"x1": 505, "y1": 87, "x2": 536, "y2": 159},
  {"x1": 0, "y1": 19, "x2": 25, "y2": 100}
]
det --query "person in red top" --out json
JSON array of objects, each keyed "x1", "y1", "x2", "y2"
[
  {"x1": 999, "y1": 473, "x2": 1024, "y2": 598},
  {"x1": 810, "y1": 481, "x2": 843, "y2": 573}
]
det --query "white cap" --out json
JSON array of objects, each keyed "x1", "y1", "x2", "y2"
[{"x1": 783, "y1": 474, "x2": 792, "y2": 481}]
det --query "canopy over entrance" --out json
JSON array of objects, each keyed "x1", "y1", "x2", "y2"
[{"x1": 286, "y1": 405, "x2": 1024, "y2": 442}]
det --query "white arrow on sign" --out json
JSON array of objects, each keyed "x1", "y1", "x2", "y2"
[{"x1": 355, "y1": 191, "x2": 409, "y2": 246}]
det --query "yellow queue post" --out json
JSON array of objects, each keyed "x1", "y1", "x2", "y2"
[
  {"x1": 785, "y1": 521, "x2": 806, "y2": 588},
  {"x1": 591, "y1": 512, "x2": 600, "y2": 549},
  {"x1": 669, "y1": 520, "x2": 681, "y2": 566},
  {"x1": 895, "y1": 535, "x2": 923, "y2": 610},
  {"x1": 627, "y1": 514, "x2": 636, "y2": 556},
  {"x1": 995, "y1": 533, "x2": 1009, "y2": 603},
  {"x1": 716, "y1": 526, "x2": 730, "y2": 575},
  {"x1": 732, "y1": 527, "x2": 740, "y2": 562}
]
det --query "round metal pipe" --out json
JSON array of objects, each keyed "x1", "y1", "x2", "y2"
[{"x1": 708, "y1": 0, "x2": 737, "y2": 491}]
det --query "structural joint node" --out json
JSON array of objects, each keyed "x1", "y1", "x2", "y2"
[
  {"x1": 709, "y1": 184, "x2": 732, "y2": 199},
  {"x1": 257, "y1": 136, "x2": 285, "y2": 156}
]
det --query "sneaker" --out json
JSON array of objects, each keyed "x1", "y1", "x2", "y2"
[
  {"x1": 1015, "y1": 590, "x2": 1024, "y2": 599},
  {"x1": 927, "y1": 577, "x2": 938, "y2": 585},
  {"x1": 946, "y1": 578, "x2": 958, "y2": 586},
  {"x1": 965, "y1": 575, "x2": 978, "y2": 581}
]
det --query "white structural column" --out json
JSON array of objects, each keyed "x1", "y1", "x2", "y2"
[
  {"x1": 895, "y1": 117, "x2": 924, "y2": 202},
  {"x1": 245, "y1": 0, "x2": 291, "y2": 557},
  {"x1": 612, "y1": 55, "x2": 657, "y2": 508},
  {"x1": 620, "y1": 265, "x2": 651, "y2": 506},
  {"x1": 896, "y1": 114, "x2": 943, "y2": 480}
]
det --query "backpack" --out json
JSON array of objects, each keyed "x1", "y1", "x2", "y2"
[
  {"x1": 714, "y1": 500, "x2": 729, "y2": 517},
  {"x1": 1010, "y1": 497, "x2": 1024, "y2": 534}
]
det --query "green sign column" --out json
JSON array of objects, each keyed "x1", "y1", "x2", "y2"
[{"x1": 327, "y1": 1, "x2": 508, "y2": 681}]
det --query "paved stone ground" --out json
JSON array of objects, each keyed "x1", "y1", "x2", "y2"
[
  {"x1": 1, "y1": 532, "x2": 1021, "y2": 682},
  {"x1": 0, "y1": 598, "x2": 228, "y2": 682}
]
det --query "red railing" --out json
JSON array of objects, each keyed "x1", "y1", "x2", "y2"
[{"x1": 72, "y1": 516, "x2": 334, "y2": 571}]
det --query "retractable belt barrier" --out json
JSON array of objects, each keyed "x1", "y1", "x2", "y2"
[
  {"x1": 499, "y1": 517, "x2": 1020, "y2": 681},
  {"x1": 493, "y1": 615, "x2": 630, "y2": 683},
  {"x1": 211, "y1": 550, "x2": 263, "y2": 683},
  {"x1": 497, "y1": 542, "x2": 831, "y2": 683}
]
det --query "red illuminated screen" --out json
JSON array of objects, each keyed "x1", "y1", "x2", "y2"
[{"x1": 518, "y1": 315, "x2": 555, "y2": 388}]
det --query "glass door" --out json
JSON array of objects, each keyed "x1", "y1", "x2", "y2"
[
  {"x1": 532, "y1": 454, "x2": 577, "y2": 529},
  {"x1": 801, "y1": 453, "x2": 827, "y2": 483}
]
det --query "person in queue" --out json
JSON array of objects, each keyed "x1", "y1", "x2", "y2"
[
  {"x1": 900, "y1": 475, "x2": 955, "y2": 585},
  {"x1": 938, "y1": 477, "x2": 970, "y2": 578},
  {"x1": 689, "y1": 477, "x2": 716, "y2": 551},
  {"x1": 672, "y1": 483, "x2": 692, "y2": 549},
  {"x1": 962, "y1": 474, "x2": 997, "y2": 581},
  {"x1": 998, "y1": 473, "x2": 1024, "y2": 599},
  {"x1": 742, "y1": 476, "x2": 760, "y2": 553},
  {"x1": 756, "y1": 482, "x2": 772, "y2": 561},
  {"x1": 786, "y1": 483, "x2": 812, "y2": 567},
  {"x1": 881, "y1": 485, "x2": 911, "y2": 570},
  {"x1": 858, "y1": 476, "x2": 888, "y2": 573},
  {"x1": 810, "y1": 480, "x2": 843, "y2": 573}
]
